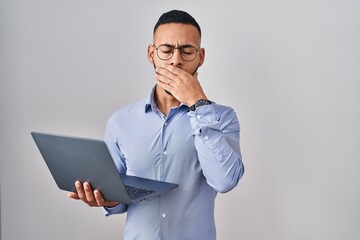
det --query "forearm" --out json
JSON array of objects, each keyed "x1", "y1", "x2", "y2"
[
  {"x1": 195, "y1": 127, "x2": 243, "y2": 193},
  {"x1": 188, "y1": 104, "x2": 244, "y2": 193}
]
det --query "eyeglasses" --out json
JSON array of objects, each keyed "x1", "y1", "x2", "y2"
[{"x1": 154, "y1": 44, "x2": 200, "y2": 61}]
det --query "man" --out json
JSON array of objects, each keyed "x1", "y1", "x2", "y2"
[{"x1": 68, "y1": 10, "x2": 244, "y2": 240}]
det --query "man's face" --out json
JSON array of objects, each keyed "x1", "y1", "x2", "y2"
[{"x1": 148, "y1": 23, "x2": 205, "y2": 75}]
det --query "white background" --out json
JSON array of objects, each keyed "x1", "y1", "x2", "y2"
[{"x1": 1, "y1": 0, "x2": 359, "y2": 239}]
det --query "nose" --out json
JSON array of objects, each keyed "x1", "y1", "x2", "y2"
[{"x1": 170, "y1": 48, "x2": 183, "y2": 67}]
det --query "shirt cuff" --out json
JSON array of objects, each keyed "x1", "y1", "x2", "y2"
[
  {"x1": 188, "y1": 104, "x2": 216, "y2": 134},
  {"x1": 103, "y1": 203, "x2": 127, "y2": 216}
]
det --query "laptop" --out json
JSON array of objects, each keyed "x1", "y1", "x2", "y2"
[{"x1": 31, "y1": 132, "x2": 179, "y2": 205}]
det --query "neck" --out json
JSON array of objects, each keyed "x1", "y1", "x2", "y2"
[{"x1": 154, "y1": 85, "x2": 180, "y2": 116}]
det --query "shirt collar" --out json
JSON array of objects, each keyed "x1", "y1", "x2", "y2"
[
  {"x1": 144, "y1": 86, "x2": 189, "y2": 113},
  {"x1": 144, "y1": 86, "x2": 157, "y2": 113}
]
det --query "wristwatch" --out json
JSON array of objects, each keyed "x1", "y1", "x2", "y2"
[{"x1": 189, "y1": 99, "x2": 212, "y2": 111}]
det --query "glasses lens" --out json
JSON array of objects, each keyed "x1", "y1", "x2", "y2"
[
  {"x1": 157, "y1": 45, "x2": 174, "y2": 60},
  {"x1": 180, "y1": 46, "x2": 197, "y2": 61}
]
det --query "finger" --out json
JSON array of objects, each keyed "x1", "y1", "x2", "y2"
[
  {"x1": 156, "y1": 66, "x2": 178, "y2": 82},
  {"x1": 155, "y1": 73, "x2": 170, "y2": 85},
  {"x1": 84, "y1": 182, "x2": 95, "y2": 203},
  {"x1": 94, "y1": 190, "x2": 105, "y2": 206},
  {"x1": 68, "y1": 191, "x2": 80, "y2": 199},
  {"x1": 157, "y1": 80, "x2": 173, "y2": 92},
  {"x1": 155, "y1": 73, "x2": 176, "y2": 87},
  {"x1": 94, "y1": 190, "x2": 119, "y2": 207},
  {"x1": 160, "y1": 64, "x2": 186, "y2": 76},
  {"x1": 75, "y1": 181, "x2": 86, "y2": 200}
]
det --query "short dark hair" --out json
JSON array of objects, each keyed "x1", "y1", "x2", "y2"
[{"x1": 153, "y1": 10, "x2": 201, "y2": 37}]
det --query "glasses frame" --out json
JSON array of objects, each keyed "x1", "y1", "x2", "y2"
[{"x1": 154, "y1": 44, "x2": 200, "y2": 62}]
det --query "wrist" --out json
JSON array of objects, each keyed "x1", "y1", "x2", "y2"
[
  {"x1": 105, "y1": 202, "x2": 120, "y2": 208},
  {"x1": 189, "y1": 98, "x2": 212, "y2": 111},
  {"x1": 188, "y1": 95, "x2": 208, "y2": 107}
]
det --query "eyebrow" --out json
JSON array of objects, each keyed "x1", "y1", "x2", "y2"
[{"x1": 160, "y1": 43, "x2": 197, "y2": 48}]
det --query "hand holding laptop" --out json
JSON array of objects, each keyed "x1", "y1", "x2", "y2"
[
  {"x1": 68, "y1": 181, "x2": 119, "y2": 207},
  {"x1": 31, "y1": 132, "x2": 178, "y2": 206}
]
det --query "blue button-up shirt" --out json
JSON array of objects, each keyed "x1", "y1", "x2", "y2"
[{"x1": 103, "y1": 87, "x2": 244, "y2": 240}]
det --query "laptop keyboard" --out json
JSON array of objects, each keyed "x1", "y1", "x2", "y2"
[{"x1": 125, "y1": 185, "x2": 155, "y2": 199}]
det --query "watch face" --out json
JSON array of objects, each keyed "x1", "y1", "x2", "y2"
[
  {"x1": 195, "y1": 99, "x2": 211, "y2": 108},
  {"x1": 190, "y1": 99, "x2": 211, "y2": 111}
]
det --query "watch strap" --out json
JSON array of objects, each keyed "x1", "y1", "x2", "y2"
[{"x1": 189, "y1": 99, "x2": 212, "y2": 111}]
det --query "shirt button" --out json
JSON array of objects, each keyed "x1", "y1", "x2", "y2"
[
  {"x1": 204, "y1": 135, "x2": 209, "y2": 140},
  {"x1": 164, "y1": 122, "x2": 168, "y2": 126},
  {"x1": 162, "y1": 213, "x2": 166, "y2": 218},
  {"x1": 163, "y1": 150, "x2": 167, "y2": 155},
  {"x1": 196, "y1": 115, "x2": 202, "y2": 120}
]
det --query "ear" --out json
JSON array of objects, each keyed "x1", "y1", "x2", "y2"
[
  {"x1": 198, "y1": 48, "x2": 205, "y2": 67},
  {"x1": 147, "y1": 44, "x2": 155, "y2": 64}
]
